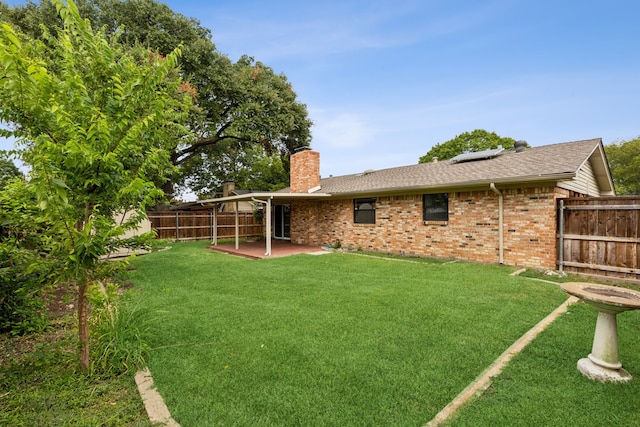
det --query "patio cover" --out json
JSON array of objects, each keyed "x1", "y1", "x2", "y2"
[{"x1": 198, "y1": 192, "x2": 331, "y2": 256}]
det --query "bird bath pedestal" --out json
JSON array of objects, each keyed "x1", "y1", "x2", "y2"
[{"x1": 561, "y1": 282, "x2": 640, "y2": 383}]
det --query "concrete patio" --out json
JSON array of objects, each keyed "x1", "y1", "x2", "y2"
[{"x1": 207, "y1": 240, "x2": 327, "y2": 259}]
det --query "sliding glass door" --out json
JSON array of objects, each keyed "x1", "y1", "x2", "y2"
[{"x1": 273, "y1": 204, "x2": 290, "y2": 239}]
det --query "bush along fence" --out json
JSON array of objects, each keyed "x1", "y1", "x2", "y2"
[
  {"x1": 558, "y1": 196, "x2": 640, "y2": 282},
  {"x1": 147, "y1": 210, "x2": 263, "y2": 241}
]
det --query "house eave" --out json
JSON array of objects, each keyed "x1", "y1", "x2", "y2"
[
  {"x1": 324, "y1": 172, "x2": 577, "y2": 198},
  {"x1": 197, "y1": 171, "x2": 586, "y2": 204}
]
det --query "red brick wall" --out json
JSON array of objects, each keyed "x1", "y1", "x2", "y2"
[
  {"x1": 290, "y1": 150, "x2": 320, "y2": 193},
  {"x1": 290, "y1": 186, "x2": 571, "y2": 269}
]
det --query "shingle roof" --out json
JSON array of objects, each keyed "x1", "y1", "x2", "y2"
[{"x1": 312, "y1": 138, "x2": 604, "y2": 195}]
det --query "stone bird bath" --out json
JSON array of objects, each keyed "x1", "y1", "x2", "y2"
[{"x1": 561, "y1": 282, "x2": 640, "y2": 383}]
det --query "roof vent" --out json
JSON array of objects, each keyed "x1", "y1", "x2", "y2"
[
  {"x1": 450, "y1": 146, "x2": 504, "y2": 163},
  {"x1": 514, "y1": 140, "x2": 527, "y2": 153},
  {"x1": 356, "y1": 169, "x2": 376, "y2": 177}
]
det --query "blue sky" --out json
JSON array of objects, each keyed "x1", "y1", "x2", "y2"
[{"x1": 3, "y1": 0, "x2": 640, "y2": 183}]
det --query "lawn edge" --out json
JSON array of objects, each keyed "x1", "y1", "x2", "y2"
[
  {"x1": 135, "y1": 367, "x2": 180, "y2": 427},
  {"x1": 424, "y1": 295, "x2": 579, "y2": 426}
]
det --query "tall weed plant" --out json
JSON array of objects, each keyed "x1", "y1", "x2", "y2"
[{"x1": 88, "y1": 282, "x2": 152, "y2": 376}]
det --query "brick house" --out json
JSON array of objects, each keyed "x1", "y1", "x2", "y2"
[{"x1": 202, "y1": 138, "x2": 614, "y2": 269}]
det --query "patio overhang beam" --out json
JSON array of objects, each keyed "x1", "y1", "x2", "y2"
[{"x1": 198, "y1": 192, "x2": 332, "y2": 206}]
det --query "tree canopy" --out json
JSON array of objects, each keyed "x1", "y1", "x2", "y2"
[
  {"x1": 3, "y1": 0, "x2": 312, "y2": 198},
  {"x1": 0, "y1": 0, "x2": 190, "y2": 370},
  {"x1": 605, "y1": 136, "x2": 640, "y2": 195},
  {"x1": 184, "y1": 144, "x2": 289, "y2": 198},
  {"x1": 0, "y1": 156, "x2": 22, "y2": 188},
  {"x1": 418, "y1": 129, "x2": 517, "y2": 163}
]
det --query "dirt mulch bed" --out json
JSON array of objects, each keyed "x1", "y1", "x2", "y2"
[{"x1": 0, "y1": 284, "x2": 77, "y2": 367}]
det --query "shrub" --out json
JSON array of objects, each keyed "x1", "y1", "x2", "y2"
[
  {"x1": 0, "y1": 180, "x2": 54, "y2": 335},
  {"x1": 0, "y1": 245, "x2": 49, "y2": 335},
  {"x1": 88, "y1": 283, "x2": 152, "y2": 376}
]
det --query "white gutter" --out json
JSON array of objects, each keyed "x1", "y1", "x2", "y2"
[{"x1": 490, "y1": 183, "x2": 504, "y2": 264}]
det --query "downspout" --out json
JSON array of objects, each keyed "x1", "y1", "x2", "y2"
[
  {"x1": 265, "y1": 198, "x2": 272, "y2": 256},
  {"x1": 558, "y1": 199, "x2": 564, "y2": 272},
  {"x1": 490, "y1": 183, "x2": 504, "y2": 264}
]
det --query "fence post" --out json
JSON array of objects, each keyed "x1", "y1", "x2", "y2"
[
  {"x1": 558, "y1": 199, "x2": 564, "y2": 271},
  {"x1": 213, "y1": 208, "x2": 217, "y2": 245},
  {"x1": 175, "y1": 212, "x2": 180, "y2": 241},
  {"x1": 209, "y1": 209, "x2": 213, "y2": 241}
]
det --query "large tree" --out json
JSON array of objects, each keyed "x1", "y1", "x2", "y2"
[
  {"x1": 0, "y1": 0, "x2": 190, "y2": 371},
  {"x1": 3, "y1": 0, "x2": 312, "y2": 197},
  {"x1": 419, "y1": 129, "x2": 517, "y2": 163},
  {"x1": 605, "y1": 136, "x2": 640, "y2": 195}
]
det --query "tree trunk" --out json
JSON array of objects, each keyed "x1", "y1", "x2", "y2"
[
  {"x1": 78, "y1": 274, "x2": 90, "y2": 373},
  {"x1": 162, "y1": 179, "x2": 175, "y2": 199}
]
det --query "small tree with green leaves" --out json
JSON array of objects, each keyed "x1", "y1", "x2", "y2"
[
  {"x1": 419, "y1": 129, "x2": 517, "y2": 163},
  {"x1": 0, "y1": 0, "x2": 190, "y2": 371}
]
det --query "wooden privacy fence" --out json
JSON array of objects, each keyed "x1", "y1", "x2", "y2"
[
  {"x1": 147, "y1": 210, "x2": 263, "y2": 241},
  {"x1": 558, "y1": 197, "x2": 640, "y2": 282}
]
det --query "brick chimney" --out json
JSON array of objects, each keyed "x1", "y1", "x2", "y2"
[{"x1": 290, "y1": 149, "x2": 320, "y2": 193}]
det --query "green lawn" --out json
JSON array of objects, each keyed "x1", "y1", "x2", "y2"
[{"x1": 128, "y1": 241, "x2": 593, "y2": 426}]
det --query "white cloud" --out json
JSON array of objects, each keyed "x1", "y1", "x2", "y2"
[
  {"x1": 198, "y1": 1, "x2": 505, "y2": 62},
  {"x1": 212, "y1": 18, "x2": 395, "y2": 62},
  {"x1": 311, "y1": 110, "x2": 377, "y2": 150}
]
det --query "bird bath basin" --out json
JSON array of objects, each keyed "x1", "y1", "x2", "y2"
[{"x1": 560, "y1": 282, "x2": 640, "y2": 383}]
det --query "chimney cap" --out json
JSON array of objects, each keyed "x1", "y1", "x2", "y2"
[{"x1": 294, "y1": 146, "x2": 312, "y2": 153}]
